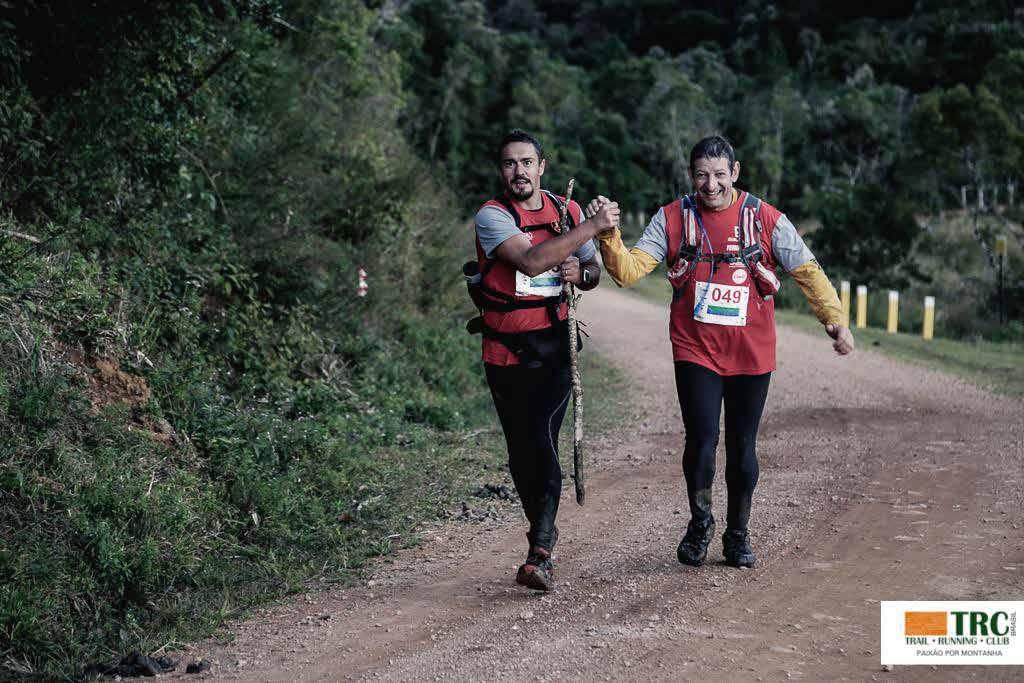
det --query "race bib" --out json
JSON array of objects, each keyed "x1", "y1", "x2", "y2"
[
  {"x1": 516, "y1": 268, "x2": 562, "y2": 297},
  {"x1": 693, "y1": 281, "x2": 749, "y2": 326}
]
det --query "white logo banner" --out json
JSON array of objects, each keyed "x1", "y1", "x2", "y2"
[{"x1": 881, "y1": 601, "x2": 1024, "y2": 666}]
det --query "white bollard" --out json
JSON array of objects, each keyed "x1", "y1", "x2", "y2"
[
  {"x1": 840, "y1": 281, "x2": 851, "y2": 327},
  {"x1": 887, "y1": 291, "x2": 899, "y2": 334},
  {"x1": 856, "y1": 285, "x2": 867, "y2": 328},
  {"x1": 923, "y1": 296, "x2": 935, "y2": 340}
]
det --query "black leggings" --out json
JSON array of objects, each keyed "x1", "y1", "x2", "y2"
[
  {"x1": 674, "y1": 361, "x2": 771, "y2": 532},
  {"x1": 485, "y1": 362, "x2": 571, "y2": 551}
]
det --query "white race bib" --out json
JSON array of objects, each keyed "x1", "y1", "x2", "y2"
[
  {"x1": 516, "y1": 268, "x2": 562, "y2": 297},
  {"x1": 693, "y1": 281, "x2": 749, "y2": 326}
]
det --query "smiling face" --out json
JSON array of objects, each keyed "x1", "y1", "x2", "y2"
[
  {"x1": 499, "y1": 141, "x2": 546, "y2": 205},
  {"x1": 689, "y1": 156, "x2": 740, "y2": 211}
]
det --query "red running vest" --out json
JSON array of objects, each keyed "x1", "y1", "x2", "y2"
[
  {"x1": 475, "y1": 193, "x2": 583, "y2": 366},
  {"x1": 663, "y1": 191, "x2": 784, "y2": 376}
]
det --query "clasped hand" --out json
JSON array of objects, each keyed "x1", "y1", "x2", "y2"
[{"x1": 583, "y1": 195, "x2": 620, "y2": 235}]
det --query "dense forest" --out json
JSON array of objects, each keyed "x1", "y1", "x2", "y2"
[
  {"x1": 0, "y1": 0, "x2": 1021, "y2": 677},
  {"x1": 397, "y1": 0, "x2": 1023, "y2": 334}
]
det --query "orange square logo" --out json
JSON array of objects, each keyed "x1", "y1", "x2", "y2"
[{"x1": 905, "y1": 611, "x2": 947, "y2": 636}]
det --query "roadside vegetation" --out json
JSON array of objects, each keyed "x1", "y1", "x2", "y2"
[
  {"x1": 1, "y1": 1, "x2": 499, "y2": 677},
  {"x1": 774, "y1": 310, "x2": 1024, "y2": 398}
]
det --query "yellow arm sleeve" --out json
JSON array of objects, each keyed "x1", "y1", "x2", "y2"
[
  {"x1": 790, "y1": 261, "x2": 844, "y2": 326},
  {"x1": 597, "y1": 228, "x2": 661, "y2": 287}
]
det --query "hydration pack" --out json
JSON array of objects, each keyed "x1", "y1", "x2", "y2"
[
  {"x1": 669, "y1": 192, "x2": 781, "y2": 299},
  {"x1": 464, "y1": 190, "x2": 578, "y2": 367}
]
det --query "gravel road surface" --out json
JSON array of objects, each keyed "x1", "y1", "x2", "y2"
[{"x1": 175, "y1": 285, "x2": 1024, "y2": 681}]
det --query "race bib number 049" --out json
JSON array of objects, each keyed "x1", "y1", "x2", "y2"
[
  {"x1": 516, "y1": 268, "x2": 562, "y2": 297},
  {"x1": 693, "y1": 281, "x2": 749, "y2": 326}
]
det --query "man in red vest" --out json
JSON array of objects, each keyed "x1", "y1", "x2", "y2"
[
  {"x1": 595, "y1": 135, "x2": 854, "y2": 569},
  {"x1": 472, "y1": 130, "x2": 618, "y2": 591}
]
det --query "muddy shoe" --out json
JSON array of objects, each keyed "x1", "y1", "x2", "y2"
[
  {"x1": 516, "y1": 547, "x2": 555, "y2": 591},
  {"x1": 722, "y1": 529, "x2": 757, "y2": 568},
  {"x1": 676, "y1": 517, "x2": 715, "y2": 566}
]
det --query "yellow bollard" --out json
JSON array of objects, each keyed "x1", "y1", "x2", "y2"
[
  {"x1": 856, "y1": 285, "x2": 867, "y2": 328},
  {"x1": 923, "y1": 296, "x2": 935, "y2": 340},
  {"x1": 887, "y1": 291, "x2": 899, "y2": 333},
  {"x1": 840, "y1": 281, "x2": 851, "y2": 327}
]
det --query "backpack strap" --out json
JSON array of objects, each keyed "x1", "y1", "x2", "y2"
[
  {"x1": 541, "y1": 189, "x2": 576, "y2": 233},
  {"x1": 495, "y1": 191, "x2": 574, "y2": 233},
  {"x1": 493, "y1": 195, "x2": 521, "y2": 228},
  {"x1": 467, "y1": 192, "x2": 569, "y2": 317},
  {"x1": 738, "y1": 192, "x2": 762, "y2": 262},
  {"x1": 736, "y1": 192, "x2": 781, "y2": 298},
  {"x1": 668, "y1": 195, "x2": 702, "y2": 285}
]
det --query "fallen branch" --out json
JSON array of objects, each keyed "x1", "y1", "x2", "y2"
[{"x1": 2, "y1": 229, "x2": 41, "y2": 244}]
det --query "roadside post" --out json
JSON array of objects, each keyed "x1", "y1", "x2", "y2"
[
  {"x1": 856, "y1": 285, "x2": 867, "y2": 329},
  {"x1": 996, "y1": 235, "x2": 1007, "y2": 326},
  {"x1": 887, "y1": 291, "x2": 899, "y2": 333},
  {"x1": 840, "y1": 281, "x2": 851, "y2": 327},
  {"x1": 923, "y1": 296, "x2": 935, "y2": 340}
]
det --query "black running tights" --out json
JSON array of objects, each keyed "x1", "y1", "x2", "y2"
[
  {"x1": 485, "y1": 362, "x2": 571, "y2": 551},
  {"x1": 674, "y1": 361, "x2": 771, "y2": 532}
]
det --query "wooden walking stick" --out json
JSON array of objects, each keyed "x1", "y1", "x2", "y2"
[{"x1": 559, "y1": 179, "x2": 586, "y2": 505}]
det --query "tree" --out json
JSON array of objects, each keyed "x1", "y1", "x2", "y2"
[{"x1": 635, "y1": 60, "x2": 722, "y2": 198}]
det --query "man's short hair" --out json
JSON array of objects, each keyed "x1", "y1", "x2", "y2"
[
  {"x1": 689, "y1": 135, "x2": 736, "y2": 170},
  {"x1": 497, "y1": 129, "x2": 544, "y2": 164}
]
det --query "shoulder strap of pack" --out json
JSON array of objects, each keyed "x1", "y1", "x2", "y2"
[
  {"x1": 542, "y1": 189, "x2": 576, "y2": 231},
  {"x1": 680, "y1": 194, "x2": 699, "y2": 248},
  {"x1": 740, "y1": 192, "x2": 761, "y2": 222},
  {"x1": 738, "y1": 191, "x2": 762, "y2": 250},
  {"x1": 493, "y1": 195, "x2": 521, "y2": 229},
  {"x1": 668, "y1": 196, "x2": 701, "y2": 272}
]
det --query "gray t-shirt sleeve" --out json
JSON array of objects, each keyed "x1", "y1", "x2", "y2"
[
  {"x1": 475, "y1": 205, "x2": 522, "y2": 259},
  {"x1": 771, "y1": 214, "x2": 815, "y2": 272},
  {"x1": 475, "y1": 203, "x2": 597, "y2": 262},
  {"x1": 631, "y1": 207, "x2": 670, "y2": 263},
  {"x1": 568, "y1": 200, "x2": 597, "y2": 262}
]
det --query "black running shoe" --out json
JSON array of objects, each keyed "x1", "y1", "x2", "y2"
[
  {"x1": 722, "y1": 529, "x2": 757, "y2": 568},
  {"x1": 516, "y1": 547, "x2": 555, "y2": 591},
  {"x1": 676, "y1": 517, "x2": 716, "y2": 566}
]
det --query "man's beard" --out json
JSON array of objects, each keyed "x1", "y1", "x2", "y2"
[{"x1": 507, "y1": 178, "x2": 534, "y2": 201}]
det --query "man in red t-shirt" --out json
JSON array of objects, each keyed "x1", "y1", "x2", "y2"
[
  {"x1": 472, "y1": 130, "x2": 619, "y2": 590},
  {"x1": 595, "y1": 135, "x2": 854, "y2": 568}
]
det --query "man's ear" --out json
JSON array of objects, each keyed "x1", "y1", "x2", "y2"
[
  {"x1": 731, "y1": 161, "x2": 741, "y2": 182},
  {"x1": 538, "y1": 158, "x2": 546, "y2": 177}
]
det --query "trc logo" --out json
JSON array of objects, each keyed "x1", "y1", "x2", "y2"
[{"x1": 952, "y1": 611, "x2": 1011, "y2": 636}]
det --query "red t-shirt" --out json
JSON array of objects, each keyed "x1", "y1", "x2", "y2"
[{"x1": 668, "y1": 193, "x2": 782, "y2": 376}]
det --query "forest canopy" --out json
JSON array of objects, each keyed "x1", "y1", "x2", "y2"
[{"x1": 390, "y1": 0, "x2": 1023, "y2": 327}]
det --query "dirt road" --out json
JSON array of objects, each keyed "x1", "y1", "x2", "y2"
[{"x1": 177, "y1": 286, "x2": 1024, "y2": 681}]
